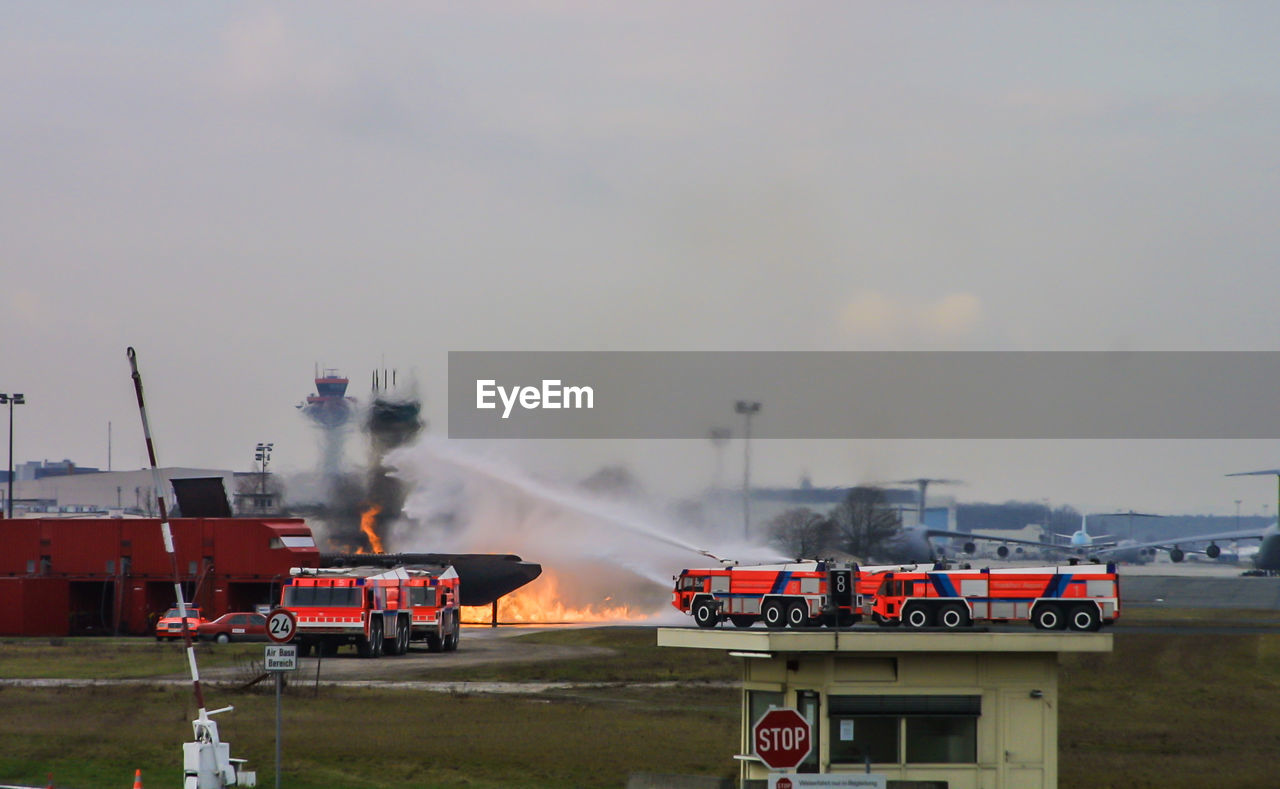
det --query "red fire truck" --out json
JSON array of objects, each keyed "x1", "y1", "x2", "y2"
[
  {"x1": 864, "y1": 563, "x2": 1120, "y2": 631},
  {"x1": 405, "y1": 566, "x2": 461, "y2": 653},
  {"x1": 282, "y1": 564, "x2": 460, "y2": 657},
  {"x1": 672, "y1": 561, "x2": 859, "y2": 629}
]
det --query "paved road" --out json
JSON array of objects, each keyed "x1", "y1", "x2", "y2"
[{"x1": 195, "y1": 623, "x2": 616, "y2": 682}]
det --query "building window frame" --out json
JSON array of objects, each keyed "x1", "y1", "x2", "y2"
[{"x1": 828, "y1": 694, "x2": 980, "y2": 766}]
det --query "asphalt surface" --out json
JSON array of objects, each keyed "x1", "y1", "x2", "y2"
[{"x1": 196, "y1": 623, "x2": 615, "y2": 682}]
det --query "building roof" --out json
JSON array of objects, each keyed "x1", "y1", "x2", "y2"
[{"x1": 657, "y1": 627, "x2": 1113, "y2": 654}]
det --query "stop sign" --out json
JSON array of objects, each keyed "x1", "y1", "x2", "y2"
[{"x1": 753, "y1": 707, "x2": 811, "y2": 770}]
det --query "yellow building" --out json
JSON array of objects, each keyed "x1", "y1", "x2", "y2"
[{"x1": 657, "y1": 629, "x2": 1112, "y2": 789}]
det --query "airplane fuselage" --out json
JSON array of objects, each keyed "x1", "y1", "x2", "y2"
[{"x1": 1251, "y1": 526, "x2": 1280, "y2": 570}]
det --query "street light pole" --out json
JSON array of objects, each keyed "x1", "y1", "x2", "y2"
[
  {"x1": 734, "y1": 401, "x2": 761, "y2": 541},
  {"x1": 708, "y1": 427, "x2": 731, "y2": 490},
  {"x1": 1, "y1": 394, "x2": 25, "y2": 519},
  {"x1": 255, "y1": 442, "x2": 274, "y2": 513}
]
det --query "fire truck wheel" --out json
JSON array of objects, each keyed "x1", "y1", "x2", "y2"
[
  {"x1": 400, "y1": 621, "x2": 413, "y2": 654},
  {"x1": 762, "y1": 600, "x2": 787, "y2": 629},
  {"x1": 1068, "y1": 605, "x2": 1100, "y2": 632},
  {"x1": 786, "y1": 602, "x2": 811, "y2": 628},
  {"x1": 904, "y1": 605, "x2": 932, "y2": 629},
  {"x1": 445, "y1": 614, "x2": 460, "y2": 651},
  {"x1": 938, "y1": 604, "x2": 969, "y2": 630},
  {"x1": 871, "y1": 613, "x2": 899, "y2": 628},
  {"x1": 384, "y1": 622, "x2": 402, "y2": 656},
  {"x1": 426, "y1": 632, "x2": 443, "y2": 653},
  {"x1": 1033, "y1": 604, "x2": 1065, "y2": 631},
  {"x1": 360, "y1": 620, "x2": 384, "y2": 658},
  {"x1": 730, "y1": 615, "x2": 756, "y2": 629},
  {"x1": 693, "y1": 600, "x2": 719, "y2": 629}
]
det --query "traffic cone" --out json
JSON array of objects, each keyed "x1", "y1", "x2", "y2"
[
  {"x1": 132, "y1": 768, "x2": 143, "y2": 789},
  {"x1": 45, "y1": 773, "x2": 53, "y2": 789}
]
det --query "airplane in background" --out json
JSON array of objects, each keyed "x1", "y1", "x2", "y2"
[
  {"x1": 860, "y1": 472, "x2": 1280, "y2": 572},
  {"x1": 1081, "y1": 469, "x2": 1280, "y2": 573},
  {"x1": 866, "y1": 477, "x2": 1055, "y2": 564},
  {"x1": 1056, "y1": 515, "x2": 1114, "y2": 551},
  {"x1": 1091, "y1": 521, "x2": 1280, "y2": 570},
  {"x1": 878, "y1": 513, "x2": 1165, "y2": 566}
]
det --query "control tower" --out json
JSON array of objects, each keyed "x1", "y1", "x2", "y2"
[{"x1": 298, "y1": 367, "x2": 356, "y2": 479}]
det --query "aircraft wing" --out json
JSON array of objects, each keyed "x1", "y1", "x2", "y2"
[
  {"x1": 1092, "y1": 527, "x2": 1268, "y2": 556},
  {"x1": 924, "y1": 529, "x2": 1052, "y2": 550}
]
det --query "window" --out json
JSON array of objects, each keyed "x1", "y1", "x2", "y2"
[
  {"x1": 283, "y1": 586, "x2": 362, "y2": 607},
  {"x1": 829, "y1": 714, "x2": 898, "y2": 764},
  {"x1": 749, "y1": 690, "x2": 784, "y2": 725},
  {"x1": 905, "y1": 717, "x2": 976, "y2": 763},
  {"x1": 829, "y1": 696, "x2": 979, "y2": 765},
  {"x1": 797, "y1": 691, "x2": 820, "y2": 773},
  {"x1": 409, "y1": 587, "x2": 437, "y2": 607},
  {"x1": 747, "y1": 689, "x2": 785, "y2": 758}
]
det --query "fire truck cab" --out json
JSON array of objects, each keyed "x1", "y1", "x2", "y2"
[
  {"x1": 405, "y1": 566, "x2": 461, "y2": 653},
  {"x1": 282, "y1": 565, "x2": 416, "y2": 658},
  {"x1": 866, "y1": 563, "x2": 1120, "y2": 631},
  {"x1": 672, "y1": 561, "x2": 859, "y2": 629}
]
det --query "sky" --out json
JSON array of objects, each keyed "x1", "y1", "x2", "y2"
[{"x1": 4, "y1": 3, "x2": 1280, "y2": 517}]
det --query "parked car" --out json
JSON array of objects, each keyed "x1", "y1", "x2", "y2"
[
  {"x1": 154, "y1": 607, "x2": 204, "y2": 641},
  {"x1": 198, "y1": 612, "x2": 268, "y2": 644}
]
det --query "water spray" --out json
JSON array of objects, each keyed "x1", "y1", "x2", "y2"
[{"x1": 389, "y1": 439, "x2": 787, "y2": 621}]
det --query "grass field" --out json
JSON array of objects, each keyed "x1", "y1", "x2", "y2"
[
  {"x1": 3, "y1": 614, "x2": 1280, "y2": 787},
  {"x1": 0, "y1": 638, "x2": 266, "y2": 680}
]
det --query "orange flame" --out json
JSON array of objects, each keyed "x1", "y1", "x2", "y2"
[
  {"x1": 460, "y1": 570, "x2": 651, "y2": 624},
  {"x1": 359, "y1": 505, "x2": 384, "y2": 554}
]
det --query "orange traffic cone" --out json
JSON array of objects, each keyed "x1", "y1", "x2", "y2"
[
  {"x1": 132, "y1": 768, "x2": 143, "y2": 789},
  {"x1": 45, "y1": 773, "x2": 54, "y2": 789}
]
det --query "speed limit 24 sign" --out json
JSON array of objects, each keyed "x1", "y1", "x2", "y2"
[{"x1": 266, "y1": 608, "x2": 297, "y2": 644}]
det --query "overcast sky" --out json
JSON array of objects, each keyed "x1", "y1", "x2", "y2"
[{"x1": 4, "y1": 3, "x2": 1280, "y2": 517}]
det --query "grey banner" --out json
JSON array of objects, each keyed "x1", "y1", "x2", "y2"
[{"x1": 448, "y1": 352, "x2": 1280, "y2": 439}]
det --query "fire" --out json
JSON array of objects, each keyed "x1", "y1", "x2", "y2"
[
  {"x1": 460, "y1": 570, "x2": 651, "y2": 624},
  {"x1": 359, "y1": 505, "x2": 384, "y2": 554}
]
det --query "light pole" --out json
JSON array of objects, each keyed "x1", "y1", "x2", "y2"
[
  {"x1": 734, "y1": 401, "x2": 761, "y2": 540},
  {"x1": 255, "y1": 442, "x2": 274, "y2": 513},
  {"x1": 708, "y1": 427, "x2": 731, "y2": 491},
  {"x1": 1235, "y1": 499, "x2": 1242, "y2": 532},
  {"x1": 1, "y1": 393, "x2": 25, "y2": 519}
]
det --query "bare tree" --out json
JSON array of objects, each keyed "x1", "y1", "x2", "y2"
[
  {"x1": 830, "y1": 486, "x2": 901, "y2": 558},
  {"x1": 767, "y1": 507, "x2": 837, "y2": 559}
]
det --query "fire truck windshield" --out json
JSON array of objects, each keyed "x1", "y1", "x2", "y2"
[
  {"x1": 878, "y1": 580, "x2": 907, "y2": 596},
  {"x1": 284, "y1": 586, "x2": 363, "y2": 607},
  {"x1": 678, "y1": 576, "x2": 704, "y2": 591},
  {"x1": 409, "y1": 587, "x2": 437, "y2": 607}
]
